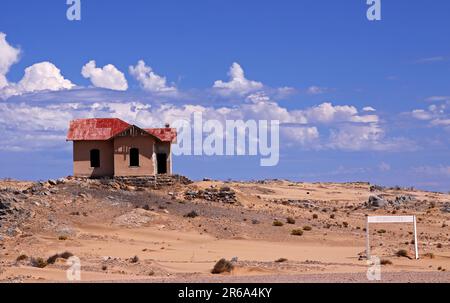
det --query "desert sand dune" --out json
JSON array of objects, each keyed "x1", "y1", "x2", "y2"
[{"x1": 0, "y1": 178, "x2": 449, "y2": 282}]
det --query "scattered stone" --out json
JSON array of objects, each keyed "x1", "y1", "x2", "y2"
[
  {"x1": 47, "y1": 179, "x2": 57, "y2": 186},
  {"x1": 56, "y1": 178, "x2": 67, "y2": 184},
  {"x1": 184, "y1": 187, "x2": 237, "y2": 204},
  {"x1": 367, "y1": 195, "x2": 387, "y2": 208},
  {"x1": 6, "y1": 227, "x2": 22, "y2": 237},
  {"x1": 370, "y1": 185, "x2": 385, "y2": 192},
  {"x1": 392, "y1": 195, "x2": 415, "y2": 206},
  {"x1": 441, "y1": 203, "x2": 450, "y2": 213}
]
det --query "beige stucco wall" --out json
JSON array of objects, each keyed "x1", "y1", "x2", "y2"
[
  {"x1": 113, "y1": 136, "x2": 156, "y2": 176},
  {"x1": 73, "y1": 140, "x2": 114, "y2": 177}
]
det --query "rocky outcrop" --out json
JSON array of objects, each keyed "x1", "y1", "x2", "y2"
[
  {"x1": 184, "y1": 187, "x2": 237, "y2": 204},
  {"x1": 442, "y1": 203, "x2": 450, "y2": 213},
  {"x1": 367, "y1": 195, "x2": 387, "y2": 208}
]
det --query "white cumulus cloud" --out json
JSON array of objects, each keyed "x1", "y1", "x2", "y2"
[
  {"x1": 129, "y1": 60, "x2": 176, "y2": 93},
  {"x1": 213, "y1": 62, "x2": 263, "y2": 95},
  {"x1": 0, "y1": 33, "x2": 21, "y2": 89},
  {"x1": 81, "y1": 60, "x2": 128, "y2": 91},
  {"x1": 1, "y1": 62, "x2": 74, "y2": 99}
]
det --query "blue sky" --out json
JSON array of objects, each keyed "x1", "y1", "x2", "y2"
[{"x1": 0, "y1": 0, "x2": 449, "y2": 191}]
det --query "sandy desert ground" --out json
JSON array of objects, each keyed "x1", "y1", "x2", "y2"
[{"x1": 0, "y1": 177, "x2": 449, "y2": 283}]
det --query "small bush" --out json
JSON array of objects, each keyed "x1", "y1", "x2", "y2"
[
  {"x1": 275, "y1": 258, "x2": 288, "y2": 263},
  {"x1": 130, "y1": 255, "x2": 139, "y2": 263},
  {"x1": 46, "y1": 254, "x2": 60, "y2": 265},
  {"x1": 16, "y1": 254, "x2": 28, "y2": 262},
  {"x1": 273, "y1": 220, "x2": 284, "y2": 227},
  {"x1": 286, "y1": 217, "x2": 296, "y2": 224},
  {"x1": 377, "y1": 229, "x2": 386, "y2": 234},
  {"x1": 30, "y1": 257, "x2": 48, "y2": 268},
  {"x1": 380, "y1": 259, "x2": 393, "y2": 265},
  {"x1": 46, "y1": 251, "x2": 74, "y2": 265},
  {"x1": 102, "y1": 265, "x2": 108, "y2": 271},
  {"x1": 291, "y1": 229, "x2": 304, "y2": 236},
  {"x1": 312, "y1": 214, "x2": 318, "y2": 219},
  {"x1": 423, "y1": 253, "x2": 435, "y2": 259},
  {"x1": 58, "y1": 235, "x2": 68, "y2": 241},
  {"x1": 437, "y1": 243, "x2": 443, "y2": 248},
  {"x1": 59, "y1": 251, "x2": 74, "y2": 259},
  {"x1": 343, "y1": 222, "x2": 349, "y2": 228},
  {"x1": 396, "y1": 249, "x2": 409, "y2": 258},
  {"x1": 330, "y1": 214, "x2": 335, "y2": 219},
  {"x1": 211, "y1": 258, "x2": 234, "y2": 274},
  {"x1": 184, "y1": 211, "x2": 199, "y2": 218},
  {"x1": 303, "y1": 226, "x2": 312, "y2": 231}
]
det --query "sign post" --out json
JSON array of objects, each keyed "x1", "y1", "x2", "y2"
[{"x1": 366, "y1": 215, "x2": 419, "y2": 260}]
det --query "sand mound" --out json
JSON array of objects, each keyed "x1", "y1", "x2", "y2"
[{"x1": 112, "y1": 209, "x2": 160, "y2": 228}]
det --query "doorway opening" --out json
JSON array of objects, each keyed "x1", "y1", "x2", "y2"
[{"x1": 156, "y1": 153, "x2": 167, "y2": 174}]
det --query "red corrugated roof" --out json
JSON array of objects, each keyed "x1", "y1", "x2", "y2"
[
  {"x1": 67, "y1": 118, "x2": 177, "y2": 143},
  {"x1": 145, "y1": 128, "x2": 177, "y2": 143}
]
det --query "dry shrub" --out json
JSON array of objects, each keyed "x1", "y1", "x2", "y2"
[
  {"x1": 423, "y1": 253, "x2": 435, "y2": 259},
  {"x1": 59, "y1": 251, "x2": 74, "y2": 259},
  {"x1": 46, "y1": 254, "x2": 60, "y2": 265},
  {"x1": 184, "y1": 210, "x2": 199, "y2": 218},
  {"x1": 291, "y1": 229, "x2": 303, "y2": 236},
  {"x1": 30, "y1": 257, "x2": 48, "y2": 268},
  {"x1": 211, "y1": 258, "x2": 234, "y2": 274},
  {"x1": 47, "y1": 251, "x2": 74, "y2": 264},
  {"x1": 273, "y1": 220, "x2": 284, "y2": 227},
  {"x1": 286, "y1": 217, "x2": 296, "y2": 224},
  {"x1": 130, "y1": 255, "x2": 139, "y2": 263},
  {"x1": 303, "y1": 226, "x2": 312, "y2": 231},
  {"x1": 16, "y1": 254, "x2": 28, "y2": 262},
  {"x1": 396, "y1": 249, "x2": 409, "y2": 258},
  {"x1": 275, "y1": 258, "x2": 288, "y2": 263},
  {"x1": 380, "y1": 259, "x2": 393, "y2": 265}
]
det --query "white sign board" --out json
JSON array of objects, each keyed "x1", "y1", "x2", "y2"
[
  {"x1": 367, "y1": 216, "x2": 415, "y2": 224},
  {"x1": 366, "y1": 215, "x2": 419, "y2": 260}
]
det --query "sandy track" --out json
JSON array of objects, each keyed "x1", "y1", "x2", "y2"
[{"x1": 131, "y1": 271, "x2": 450, "y2": 283}]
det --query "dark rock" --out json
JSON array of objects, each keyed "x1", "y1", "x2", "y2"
[
  {"x1": 184, "y1": 210, "x2": 199, "y2": 218},
  {"x1": 441, "y1": 203, "x2": 450, "y2": 213},
  {"x1": 368, "y1": 195, "x2": 387, "y2": 208},
  {"x1": 370, "y1": 185, "x2": 385, "y2": 192}
]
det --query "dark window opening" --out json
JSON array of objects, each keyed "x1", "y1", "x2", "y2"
[
  {"x1": 130, "y1": 148, "x2": 140, "y2": 167},
  {"x1": 157, "y1": 153, "x2": 168, "y2": 174},
  {"x1": 90, "y1": 149, "x2": 100, "y2": 168}
]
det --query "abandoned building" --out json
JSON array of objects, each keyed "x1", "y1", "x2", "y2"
[{"x1": 66, "y1": 118, "x2": 177, "y2": 178}]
